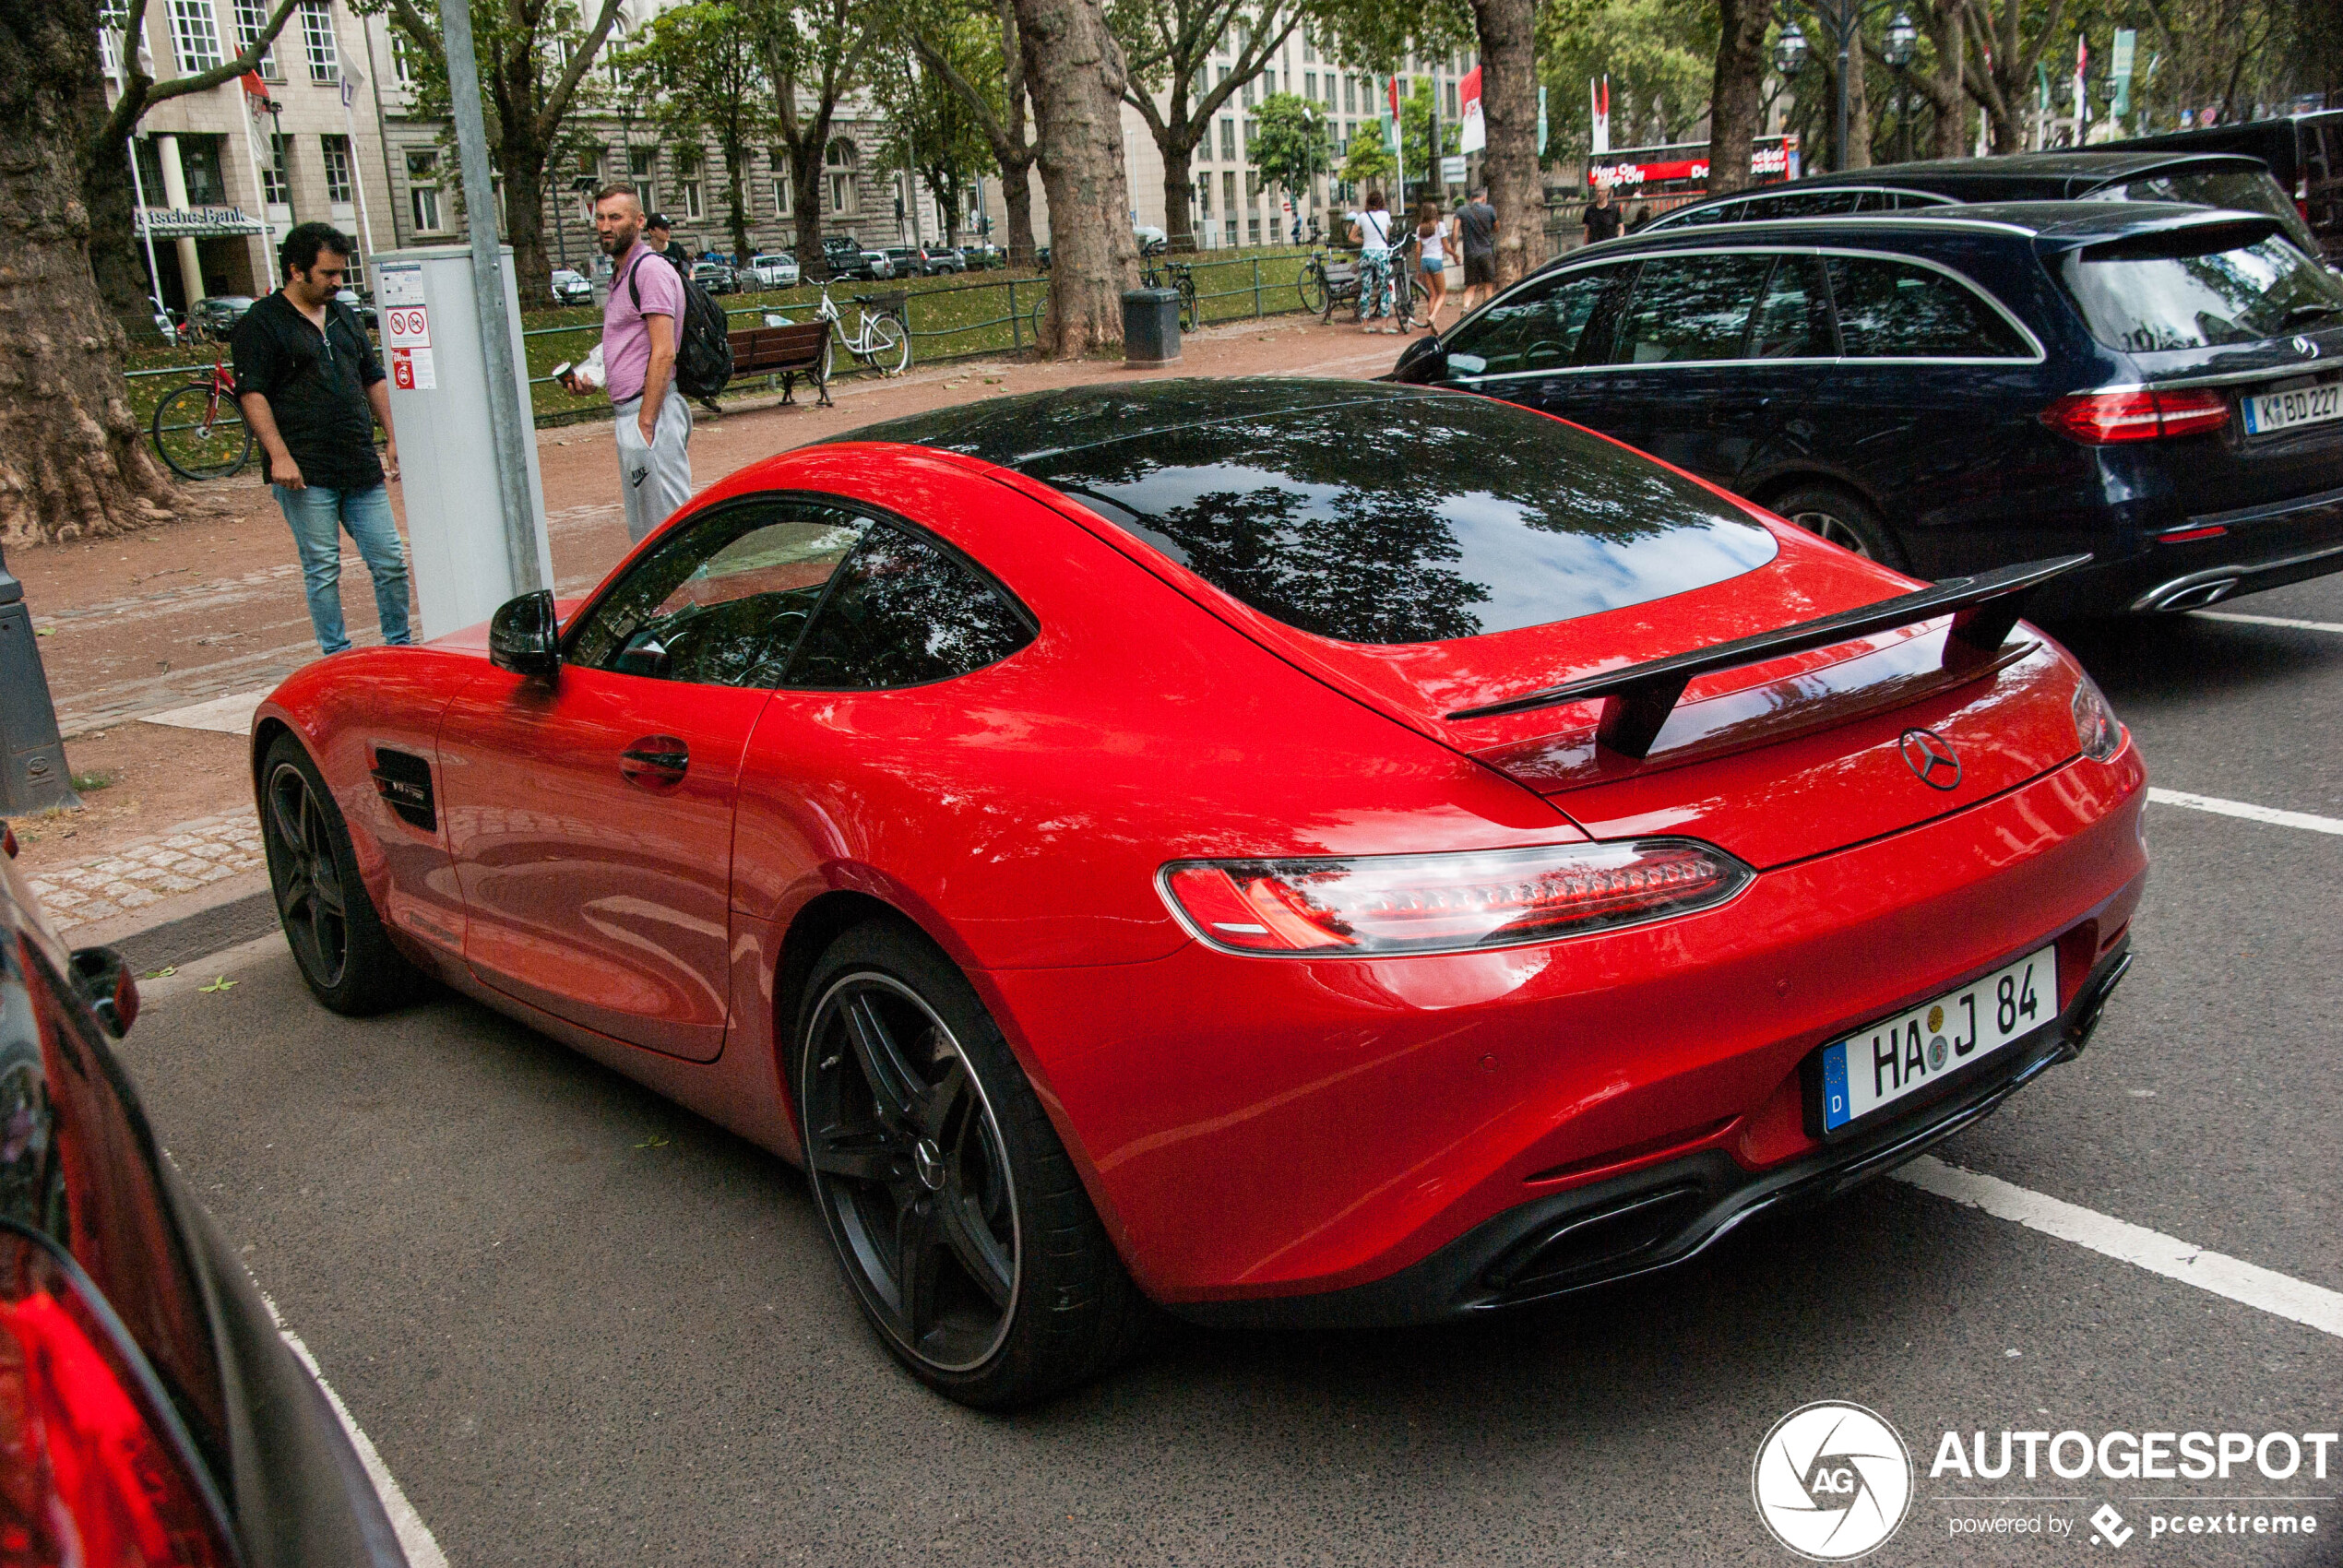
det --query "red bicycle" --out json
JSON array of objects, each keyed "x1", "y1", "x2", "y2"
[{"x1": 149, "y1": 355, "x2": 253, "y2": 481}]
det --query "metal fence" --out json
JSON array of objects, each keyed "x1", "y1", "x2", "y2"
[{"x1": 125, "y1": 250, "x2": 1328, "y2": 434}]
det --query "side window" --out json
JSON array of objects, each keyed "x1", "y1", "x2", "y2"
[
  {"x1": 1669, "y1": 200, "x2": 1742, "y2": 228},
  {"x1": 567, "y1": 501, "x2": 867, "y2": 685},
  {"x1": 1746, "y1": 189, "x2": 1862, "y2": 220},
  {"x1": 783, "y1": 523, "x2": 1034, "y2": 691},
  {"x1": 1746, "y1": 255, "x2": 1834, "y2": 358},
  {"x1": 1446, "y1": 267, "x2": 1630, "y2": 376},
  {"x1": 1826, "y1": 255, "x2": 2033, "y2": 358},
  {"x1": 1612, "y1": 254, "x2": 1775, "y2": 363}
]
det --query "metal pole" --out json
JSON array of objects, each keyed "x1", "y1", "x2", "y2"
[
  {"x1": 1834, "y1": 0, "x2": 1851, "y2": 172},
  {"x1": 0, "y1": 542, "x2": 79, "y2": 814},
  {"x1": 339, "y1": 69, "x2": 379, "y2": 263},
  {"x1": 438, "y1": 0, "x2": 544, "y2": 595}
]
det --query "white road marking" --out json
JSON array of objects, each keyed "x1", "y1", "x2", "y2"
[
  {"x1": 1893, "y1": 1157, "x2": 2343, "y2": 1341},
  {"x1": 2146, "y1": 787, "x2": 2343, "y2": 837},
  {"x1": 257, "y1": 1289, "x2": 450, "y2": 1568},
  {"x1": 2194, "y1": 610, "x2": 2343, "y2": 635}
]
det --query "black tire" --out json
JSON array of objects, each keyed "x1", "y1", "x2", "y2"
[
  {"x1": 1766, "y1": 481, "x2": 1908, "y2": 569},
  {"x1": 151, "y1": 383, "x2": 253, "y2": 481},
  {"x1": 1298, "y1": 266, "x2": 1329, "y2": 316},
  {"x1": 795, "y1": 921, "x2": 1148, "y2": 1408},
  {"x1": 259, "y1": 733, "x2": 424, "y2": 1016}
]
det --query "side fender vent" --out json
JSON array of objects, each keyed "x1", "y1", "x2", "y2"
[{"x1": 369, "y1": 747, "x2": 436, "y2": 833}]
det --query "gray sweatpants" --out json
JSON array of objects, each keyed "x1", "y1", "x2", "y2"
[{"x1": 614, "y1": 390, "x2": 693, "y2": 543}]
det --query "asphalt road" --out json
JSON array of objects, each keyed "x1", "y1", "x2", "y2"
[{"x1": 117, "y1": 576, "x2": 2343, "y2": 1568}]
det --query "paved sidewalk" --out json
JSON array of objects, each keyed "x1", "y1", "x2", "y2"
[{"x1": 26, "y1": 812, "x2": 264, "y2": 933}]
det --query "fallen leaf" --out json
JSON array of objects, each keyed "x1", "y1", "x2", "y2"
[
  {"x1": 142, "y1": 965, "x2": 177, "y2": 980},
  {"x1": 35, "y1": 627, "x2": 53, "y2": 637},
  {"x1": 635, "y1": 1133, "x2": 671, "y2": 1149},
  {"x1": 198, "y1": 976, "x2": 235, "y2": 993}
]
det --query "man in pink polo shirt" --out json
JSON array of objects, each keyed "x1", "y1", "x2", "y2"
[{"x1": 563, "y1": 184, "x2": 692, "y2": 542}]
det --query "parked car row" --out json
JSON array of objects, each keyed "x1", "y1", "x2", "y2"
[{"x1": 1397, "y1": 190, "x2": 2343, "y2": 619}]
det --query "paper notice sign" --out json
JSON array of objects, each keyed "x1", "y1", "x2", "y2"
[{"x1": 376, "y1": 263, "x2": 424, "y2": 307}]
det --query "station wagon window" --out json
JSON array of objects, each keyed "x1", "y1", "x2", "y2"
[
  {"x1": 567, "y1": 500, "x2": 868, "y2": 686},
  {"x1": 1826, "y1": 256, "x2": 2032, "y2": 358},
  {"x1": 1747, "y1": 255, "x2": 1834, "y2": 358},
  {"x1": 1613, "y1": 255, "x2": 1775, "y2": 362},
  {"x1": 783, "y1": 524, "x2": 1035, "y2": 690},
  {"x1": 1744, "y1": 189, "x2": 1862, "y2": 220},
  {"x1": 1446, "y1": 266, "x2": 1631, "y2": 375},
  {"x1": 2059, "y1": 224, "x2": 2343, "y2": 352}
]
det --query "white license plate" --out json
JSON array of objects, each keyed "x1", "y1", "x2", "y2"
[
  {"x1": 2242, "y1": 382, "x2": 2343, "y2": 436},
  {"x1": 1818, "y1": 946, "x2": 2058, "y2": 1135}
]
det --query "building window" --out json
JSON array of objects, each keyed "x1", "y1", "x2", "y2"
[
  {"x1": 1241, "y1": 75, "x2": 1254, "y2": 108},
  {"x1": 408, "y1": 148, "x2": 442, "y2": 231},
  {"x1": 1197, "y1": 176, "x2": 1211, "y2": 217},
  {"x1": 230, "y1": 0, "x2": 280, "y2": 78},
  {"x1": 300, "y1": 0, "x2": 338, "y2": 81},
  {"x1": 676, "y1": 146, "x2": 704, "y2": 220},
  {"x1": 1248, "y1": 214, "x2": 1261, "y2": 244},
  {"x1": 1245, "y1": 170, "x2": 1260, "y2": 202},
  {"x1": 1219, "y1": 118, "x2": 1234, "y2": 160},
  {"x1": 1303, "y1": 71, "x2": 1314, "y2": 101},
  {"x1": 170, "y1": 0, "x2": 223, "y2": 73},
  {"x1": 389, "y1": 28, "x2": 415, "y2": 84},
  {"x1": 97, "y1": 0, "x2": 133, "y2": 77},
  {"x1": 321, "y1": 133, "x2": 353, "y2": 203},
  {"x1": 1343, "y1": 75, "x2": 1356, "y2": 113},
  {"x1": 771, "y1": 164, "x2": 793, "y2": 218},
  {"x1": 261, "y1": 134, "x2": 291, "y2": 207},
  {"x1": 1302, "y1": 31, "x2": 1314, "y2": 64},
  {"x1": 825, "y1": 137, "x2": 856, "y2": 216},
  {"x1": 1446, "y1": 79, "x2": 1458, "y2": 117}
]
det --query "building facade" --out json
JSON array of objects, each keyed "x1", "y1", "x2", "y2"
[{"x1": 101, "y1": 0, "x2": 396, "y2": 315}]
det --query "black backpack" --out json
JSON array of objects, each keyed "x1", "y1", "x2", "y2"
[{"x1": 627, "y1": 248, "x2": 733, "y2": 399}]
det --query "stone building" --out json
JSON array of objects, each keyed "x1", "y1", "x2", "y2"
[{"x1": 101, "y1": 0, "x2": 397, "y2": 315}]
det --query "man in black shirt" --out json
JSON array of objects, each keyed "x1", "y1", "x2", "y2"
[
  {"x1": 232, "y1": 221, "x2": 410, "y2": 656},
  {"x1": 1581, "y1": 184, "x2": 1623, "y2": 245}
]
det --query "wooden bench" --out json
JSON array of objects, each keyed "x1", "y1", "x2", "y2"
[{"x1": 728, "y1": 319, "x2": 831, "y2": 409}]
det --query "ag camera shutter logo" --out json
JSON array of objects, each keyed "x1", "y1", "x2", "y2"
[{"x1": 1753, "y1": 1401, "x2": 1914, "y2": 1560}]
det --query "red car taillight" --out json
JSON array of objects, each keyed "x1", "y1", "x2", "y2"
[
  {"x1": 0, "y1": 1237, "x2": 237, "y2": 1568},
  {"x1": 1160, "y1": 839, "x2": 1753, "y2": 956},
  {"x1": 2040, "y1": 388, "x2": 2230, "y2": 444}
]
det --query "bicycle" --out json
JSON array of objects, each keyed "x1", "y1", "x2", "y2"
[
  {"x1": 1140, "y1": 257, "x2": 1199, "y2": 332},
  {"x1": 150, "y1": 355, "x2": 253, "y2": 481},
  {"x1": 814, "y1": 280, "x2": 910, "y2": 376},
  {"x1": 1301, "y1": 247, "x2": 1430, "y2": 328}
]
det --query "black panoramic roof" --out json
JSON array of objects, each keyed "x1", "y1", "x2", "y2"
[
  {"x1": 1573, "y1": 198, "x2": 2282, "y2": 257},
  {"x1": 1797, "y1": 149, "x2": 2266, "y2": 188}
]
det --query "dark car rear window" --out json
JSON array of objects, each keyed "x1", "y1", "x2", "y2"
[
  {"x1": 2085, "y1": 169, "x2": 2324, "y2": 256},
  {"x1": 1019, "y1": 394, "x2": 1778, "y2": 645},
  {"x1": 2061, "y1": 224, "x2": 2343, "y2": 351}
]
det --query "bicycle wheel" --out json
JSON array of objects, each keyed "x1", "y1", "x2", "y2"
[
  {"x1": 1297, "y1": 265, "x2": 1328, "y2": 316},
  {"x1": 865, "y1": 313, "x2": 910, "y2": 375},
  {"x1": 1029, "y1": 291, "x2": 1048, "y2": 348},
  {"x1": 1176, "y1": 273, "x2": 1198, "y2": 332},
  {"x1": 151, "y1": 383, "x2": 253, "y2": 481}
]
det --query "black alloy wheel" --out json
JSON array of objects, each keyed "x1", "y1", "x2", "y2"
[
  {"x1": 259, "y1": 733, "x2": 422, "y2": 1016},
  {"x1": 796, "y1": 924, "x2": 1148, "y2": 1407},
  {"x1": 1768, "y1": 481, "x2": 1909, "y2": 570}
]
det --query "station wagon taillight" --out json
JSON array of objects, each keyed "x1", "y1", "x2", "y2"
[{"x1": 2040, "y1": 388, "x2": 2231, "y2": 444}]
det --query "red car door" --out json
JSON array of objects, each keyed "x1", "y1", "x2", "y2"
[{"x1": 438, "y1": 497, "x2": 871, "y2": 1062}]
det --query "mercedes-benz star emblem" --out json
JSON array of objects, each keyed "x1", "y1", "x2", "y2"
[
  {"x1": 1899, "y1": 729, "x2": 1962, "y2": 791},
  {"x1": 2296, "y1": 335, "x2": 2321, "y2": 358}
]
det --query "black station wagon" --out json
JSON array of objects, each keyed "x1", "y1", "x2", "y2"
[{"x1": 1391, "y1": 202, "x2": 2343, "y2": 617}]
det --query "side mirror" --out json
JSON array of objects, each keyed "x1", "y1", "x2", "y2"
[
  {"x1": 488, "y1": 589, "x2": 560, "y2": 677},
  {"x1": 68, "y1": 946, "x2": 138, "y2": 1039},
  {"x1": 1390, "y1": 334, "x2": 1449, "y2": 385}
]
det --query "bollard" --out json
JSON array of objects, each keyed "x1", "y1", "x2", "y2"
[{"x1": 0, "y1": 541, "x2": 80, "y2": 815}]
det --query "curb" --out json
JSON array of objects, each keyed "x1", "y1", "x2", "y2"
[{"x1": 65, "y1": 873, "x2": 279, "y2": 978}]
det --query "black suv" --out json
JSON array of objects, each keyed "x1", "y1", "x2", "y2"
[
  {"x1": 2100, "y1": 111, "x2": 2343, "y2": 262},
  {"x1": 1393, "y1": 202, "x2": 2343, "y2": 616},
  {"x1": 1643, "y1": 150, "x2": 2324, "y2": 262}
]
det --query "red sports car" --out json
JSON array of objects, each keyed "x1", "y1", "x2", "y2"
[{"x1": 253, "y1": 382, "x2": 2147, "y2": 1406}]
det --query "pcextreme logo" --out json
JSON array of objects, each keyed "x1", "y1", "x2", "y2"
[{"x1": 1753, "y1": 1401, "x2": 1916, "y2": 1561}]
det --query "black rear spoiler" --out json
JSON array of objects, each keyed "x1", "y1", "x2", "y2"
[{"x1": 1444, "y1": 554, "x2": 2090, "y2": 758}]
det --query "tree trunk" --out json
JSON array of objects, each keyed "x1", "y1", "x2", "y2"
[
  {"x1": 1707, "y1": 0, "x2": 1770, "y2": 196},
  {"x1": 0, "y1": 0, "x2": 179, "y2": 546},
  {"x1": 1014, "y1": 0, "x2": 1136, "y2": 354},
  {"x1": 79, "y1": 68, "x2": 152, "y2": 328},
  {"x1": 791, "y1": 130, "x2": 830, "y2": 281},
  {"x1": 1469, "y1": 0, "x2": 1540, "y2": 285},
  {"x1": 1843, "y1": 38, "x2": 1872, "y2": 168},
  {"x1": 1159, "y1": 137, "x2": 1198, "y2": 254},
  {"x1": 1003, "y1": 160, "x2": 1036, "y2": 267},
  {"x1": 723, "y1": 137, "x2": 752, "y2": 265}
]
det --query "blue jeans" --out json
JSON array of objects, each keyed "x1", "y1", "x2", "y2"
[{"x1": 273, "y1": 482, "x2": 412, "y2": 655}]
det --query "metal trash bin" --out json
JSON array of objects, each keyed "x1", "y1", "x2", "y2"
[{"x1": 1123, "y1": 287, "x2": 1182, "y2": 363}]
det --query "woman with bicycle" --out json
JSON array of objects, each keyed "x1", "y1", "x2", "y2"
[{"x1": 1348, "y1": 191, "x2": 1397, "y2": 335}]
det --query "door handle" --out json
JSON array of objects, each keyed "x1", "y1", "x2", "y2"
[{"x1": 620, "y1": 735, "x2": 689, "y2": 787}]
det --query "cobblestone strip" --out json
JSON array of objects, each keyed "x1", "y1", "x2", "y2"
[{"x1": 23, "y1": 812, "x2": 266, "y2": 932}]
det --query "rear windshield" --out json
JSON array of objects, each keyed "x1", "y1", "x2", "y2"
[
  {"x1": 1019, "y1": 395, "x2": 1778, "y2": 645},
  {"x1": 2061, "y1": 227, "x2": 2343, "y2": 352},
  {"x1": 2086, "y1": 169, "x2": 2324, "y2": 255}
]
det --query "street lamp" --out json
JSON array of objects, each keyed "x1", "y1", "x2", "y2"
[
  {"x1": 1774, "y1": 20, "x2": 1807, "y2": 78},
  {"x1": 1883, "y1": 10, "x2": 1917, "y2": 163}
]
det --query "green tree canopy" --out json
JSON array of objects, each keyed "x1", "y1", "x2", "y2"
[{"x1": 1250, "y1": 89, "x2": 1333, "y2": 202}]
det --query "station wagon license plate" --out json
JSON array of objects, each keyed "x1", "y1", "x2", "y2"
[
  {"x1": 2242, "y1": 381, "x2": 2342, "y2": 437},
  {"x1": 1817, "y1": 946, "x2": 2058, "y2": 1136}
]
